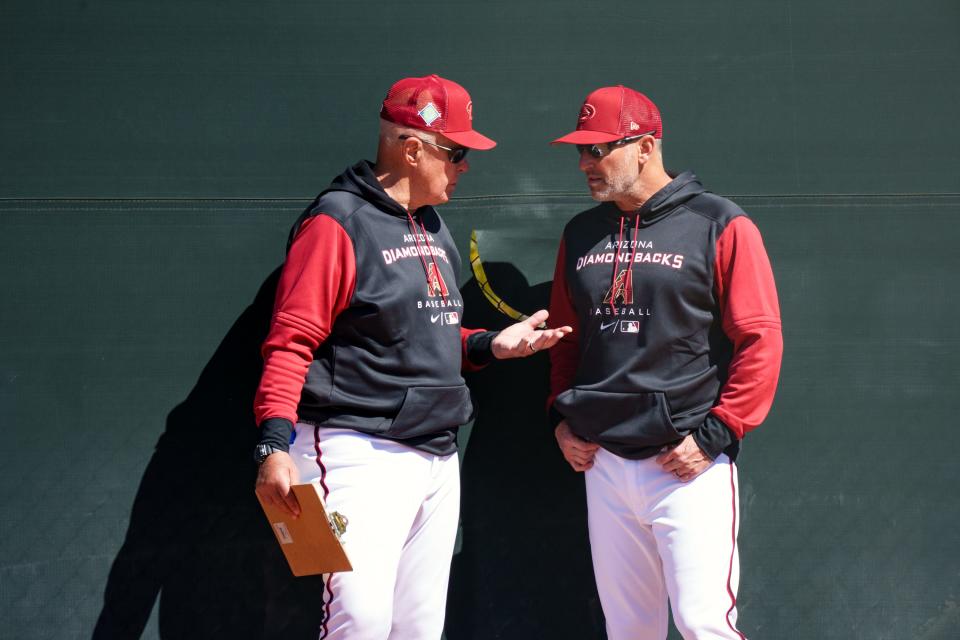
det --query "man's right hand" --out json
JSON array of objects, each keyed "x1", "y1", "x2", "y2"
[
  {"x1": 255, "y1": 451, "x2": 302, "y2": 518},
  {"x1": 554, "y1": 420, "x2": 600, "y2": 472}
]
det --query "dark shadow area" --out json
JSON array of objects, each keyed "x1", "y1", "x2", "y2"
[
  {"x1": 93, "y1": 260, "x2": 604, "y2": 640},
  {"x1": 93, "y1": 267, "x2": 326, "y2": 640},
  {"x1": 447, "y1": 262, "x2": 606, "y2": 640}
]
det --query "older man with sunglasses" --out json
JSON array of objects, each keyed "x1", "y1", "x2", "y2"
[
  {"x1": 546, "y1": 85, "x2": 783, "y2": 639},
  {"x1": 253, "y1": 74, "x2": 571, "y2": 639}
]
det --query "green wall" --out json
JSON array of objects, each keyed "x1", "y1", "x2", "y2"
[
  {"x1": 4, "y1": 0, "x2": 959, "y2": 198},
  {"x1": 2, "y1": 1, "x2": 959, "y2": 638}
]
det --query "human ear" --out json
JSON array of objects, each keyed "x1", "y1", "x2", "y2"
[
  {"x1": 632, "y1": 136, "x2": 657, "y2": 170},
  {"x1": 402, "y1": 138, "x2": 421, "y2": 166},
  {"x1": 637, "y1": 135, "x2": 656, "y2": 163}
]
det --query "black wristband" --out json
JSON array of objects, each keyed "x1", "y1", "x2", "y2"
[
  {"x1": 465, "y1": 330, "x2": 498, "y2": 366},
  {"x1": 257, "y1": 417, "x2": 294, "y2": 453},
  {"x1": 548, "y1": 404, "x2": 566, "y2": 428},
  {"x1": 692, "y1": 414, "x2": 736, "y2": 461}
]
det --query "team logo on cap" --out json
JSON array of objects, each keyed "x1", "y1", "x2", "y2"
[
  {"x1": 579, "y1": 103, "x2": 596, "y2": 122},
  {"x1": 419, "y1": 102, "x2": 441, "y2": 126},
  {"x1": 466, "y1": 101, "x2": 473, "y2": 121}
]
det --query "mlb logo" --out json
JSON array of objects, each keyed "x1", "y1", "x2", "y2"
[
  {"x1": 444, "y1": 312, "x2": 460, "y2": 325},
  {"x1": 621, "y1": 321, "x2": 640, "y2": 333}
]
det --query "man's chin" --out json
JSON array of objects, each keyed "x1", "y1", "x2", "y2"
[
  {"x1": 428, "y1": 191, "x2": 451, "y2": 207},
  {"x1": 588, "y1": 187, "x2": 612, "y2": 201}
]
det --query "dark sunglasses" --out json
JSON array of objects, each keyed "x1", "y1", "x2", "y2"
[
  {"x1": 576, "y1": 131, "x2": 656, "y2": 158},
  {"x1": 398, "y1": 135, "x2": 470, "y2": 164}
]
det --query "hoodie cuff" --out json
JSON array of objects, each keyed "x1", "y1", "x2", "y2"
[
  {"x1": 258, "y1": 417, "x2": 294, "y2": 453},
  {"x1": 692, "y1": 414, "x2": 736, "y2": 461},
  {"x1": 548, "y1": 404, "x2": 566, "y2": 429},
  {"x1": 466, "y1": 331, "x2": 498, "y2": 367}
]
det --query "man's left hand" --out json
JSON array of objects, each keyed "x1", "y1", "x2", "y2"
[
  {"x1": 655, "y1": 435, "x2": 712, "y2": 482},
  {"x1": 491, "y1": 309, "x2": 573, "y2": 359}
]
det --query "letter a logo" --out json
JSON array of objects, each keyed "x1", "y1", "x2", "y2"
[
  {"x1": 602, "y1": 269, "x2": 634, "y2": 305},
  {"x1": 427, "y1": 263, "x2": 449, "y2": 298}
]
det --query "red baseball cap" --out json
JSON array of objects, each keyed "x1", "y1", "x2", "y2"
[
  {"x1": 552, "y1": 85, "x2": 662, "y2": 145},
  {"x1": 380, "y1": 74, "x2": 497, "y2": 150}
]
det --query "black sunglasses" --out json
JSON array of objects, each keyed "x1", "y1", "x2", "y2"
[
  {"x1": 398, "y1": 135, "x2": 470, "y2": 164},
  {"x1": 576, "y1": 131, "x2": 656, "y2": 159}
]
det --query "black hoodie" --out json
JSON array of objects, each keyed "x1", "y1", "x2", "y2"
[
  {"x1": 255, "y1": 161, "x2": 480, "y2": 455},
  {"x1": 548, "y1": 172, "x2": 783, "y2": 461}
]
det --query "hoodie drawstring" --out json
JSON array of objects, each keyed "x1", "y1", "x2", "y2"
[
  {"x1": 609, "y1": 213, "x2": 641, "y2": 315},
  {"x1": 609, "y1": 216, "x2": 625, "y2": 315},
  {"x1": 406, "y1": 210, "x2": 448, "y2": 303}
]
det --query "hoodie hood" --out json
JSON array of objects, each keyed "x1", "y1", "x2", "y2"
[
  {"x1": 288, "y1": 161, "x2": 425, "y2": 252},
  {"x1": 290, "y1": 160, "x2": 452, "y2": 305},
  {"x1": 325, "y1": 160, "x2": 411, "y2": 219},
  {"x1": 604, "y1": 171, "x2": 707, "y2": 226}
]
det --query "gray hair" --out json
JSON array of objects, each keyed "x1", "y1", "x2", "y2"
[{"x1": 379, "y1": 119, "x2": 438, "y2": 148}]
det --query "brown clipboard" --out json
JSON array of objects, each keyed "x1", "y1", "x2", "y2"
[{"x1": 256, "y1": 482, "x2": 353, "y2": 576}]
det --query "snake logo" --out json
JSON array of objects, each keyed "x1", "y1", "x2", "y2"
[
  {"x1": 603, "y1": 269, "x2": 634, "y2": 305},
  {"x1": 427, "y1": 263, "x2": 449, "y2": 297}
]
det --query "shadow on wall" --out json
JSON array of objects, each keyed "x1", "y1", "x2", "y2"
[
  {"x1": 92, "y1": 261, "x2": 605, "y2": 640},
  {"x1": 447, "y1": 261, "x2": 606, "y2": 640},
  {"x1": 92, "y1": 267, "x2": 327, "y2": 640}
]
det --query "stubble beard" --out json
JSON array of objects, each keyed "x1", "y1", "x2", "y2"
[{"x1": 588, "y1": 169, "x2": 636, "y2": 203}]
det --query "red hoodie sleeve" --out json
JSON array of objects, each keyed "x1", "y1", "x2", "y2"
[
  {"x1": 709, "y1": 216, "x2": 783, "y2": 439},
  {"x1": 547, "y1": 236, "x2": 581, "y2": 412},
  {"x1": 253, "y1": 215, "x2": 357, "y2": 427}
]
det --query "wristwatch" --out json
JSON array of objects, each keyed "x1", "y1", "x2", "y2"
[{"x1": 254, "y1": 443, "x2": 284, "y2": 464}]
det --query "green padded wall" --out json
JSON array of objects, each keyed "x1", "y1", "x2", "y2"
[
  {"x1": 2, "y1": 1, "x2": 959, "y2": 638},
  {"x1": 4, "y1": 0, "x2": 959, "y2": 198}
]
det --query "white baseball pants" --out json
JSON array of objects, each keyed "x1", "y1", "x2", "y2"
[
  {"x1": 585, "y1": 448, "x2": 745, "y2": 640},
  {"x1": 290, "y1": 424, "x2": 460, "y2": 640}
]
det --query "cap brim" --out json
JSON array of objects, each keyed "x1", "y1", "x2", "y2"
[
  {"x1": 551, "y1": 130, "x2": 623, "y2": 145},
  {"x1": 444, "y1": 129, "x2": 497, "y2": 150}
]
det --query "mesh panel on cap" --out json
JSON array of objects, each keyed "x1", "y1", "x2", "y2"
[
  {"x1": 620, "y1": 90, "x2": 663, "y2": 138},
  {"x1": 382, "y1": 80, "x2": 449, "y2": 131},
  {"x1": 384, "y1": 86, "x2": 416, "y2": 108}
]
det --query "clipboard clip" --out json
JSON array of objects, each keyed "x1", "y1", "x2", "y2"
[{"x1": 328, "y1": 511, "x2": 349, "y2": 540}]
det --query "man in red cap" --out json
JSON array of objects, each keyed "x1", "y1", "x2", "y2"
[
  {"x1": 253, "y1": 74, "x2": 571, "y2": 639},
  {"x1": 547, "y1": 85, "x2": 783, "y2": 639}
]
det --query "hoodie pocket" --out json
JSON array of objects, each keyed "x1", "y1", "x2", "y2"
[
  {"x1": 553, "y1": 388, "x2": 682, "y2": 448},
  {"x1": 383, "y1": 385, "x2": 473, "y2": 439}
]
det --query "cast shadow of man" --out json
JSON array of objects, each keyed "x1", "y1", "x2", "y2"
[
  {"x1": 93, "y1": 267, "x2": 327, "y2": 640},
  {"x1": 447, "y1": 262, "x2": 606, "y2": 640},
  {"x1": 92, "y1": 261, "x2": 605, "y2": 640}
]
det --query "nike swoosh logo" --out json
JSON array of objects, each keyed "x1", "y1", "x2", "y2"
[
  {"x1": 600, "y1": 321, "x2": 618, "y2": 331},
  {"x1": 431, "y1": 313, "x2": 442, "y2": 323}
]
